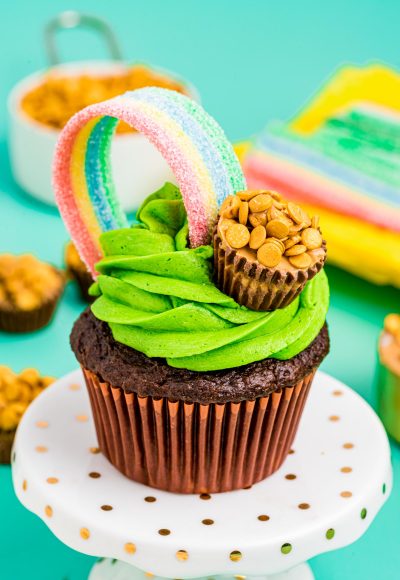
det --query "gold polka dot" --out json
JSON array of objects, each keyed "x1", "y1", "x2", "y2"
[
  {"x1": 329, "y1": 415, "x2": 340, "y2": 422},
  {"x1": 89, "y1": 447, "x2": 100, "y2": 454},
  {"x1": 45, "y1": 505, "x2": 53, "y2": 518},
  {"x1": 125, "y1": 542, "x2": 136, "y2": 554},
  {"x1": 69, "y1": 383, "x2": 80, "y2": 391},
  {"x1": 243, "y1": 485, "x2": 252, "y2": 490},
  {"x1": 35, "y1": 446, "x2": 48, "y2": 453},
  {"x1": 285, "y1": 473, "x2": 297, "y2": 480},
  {"x1": 176, "y1": 550, "x2": 188, "y2": 561},
  {"x1": 89, "y1": 472, "x2": 101, "y2": 479},
  {"x1": 200, "y1": 493, "x2": 211, "y2": 500},
  {"x1": 258, "y1": 515, "x2": 270, "y2": 521},
  {"x1": 343, "y1": 443, "x2": 354, "y2": 449},
  {"x1": 202, "y1": 519, "x2": 214, "y2": 525},
  {"x1": 101, "y1": 505, "x2": 113, "y2": 511},
  {"x1": 333, "y1": 390, "x2": 343, "y2": 396},
  {"x1": 144, "y1": 496, "x2": 157, "y2": 503},
  {"x1": 46, "y1": 477, "x2": 59, "y2": 484},
  {"x1": 341, "y1": 466, "x2": 352, "y2": 473},
  {"x1": 288, "y1": 449, "x2": 295, "y2": 455},
  {"x1": 76, "y1": 414, "x2": 88, "y2": 422},
  {"x1": 230, "y1": 551, "x2": 242, "y2": 562},
  {"x1": 235, "y1": 576, "x2": 246, "y2": 580},
  {"x1": 145, "y1": 574, "x2": 154, "y2": 579},
  {"x1": 22, "y1": 480, "x2": 28, "y2": 491},
  {"x1": 80, "y1": 528, "x2": 90, "y2": 540},
  {"x1": 36, "y1": 421, "x2": 48, "y2": 428},
  {"x1": 158, "y1": 528, "x2": 171, "y2": 536},
  {"x1": 298, "y1": 503, "x2": 310, "y2": 510},
  {"x1": 341, "y1": 491, "x2": 352, "y2": 498}
]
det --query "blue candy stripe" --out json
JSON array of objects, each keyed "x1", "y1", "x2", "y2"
[
  {"x1": 259, "y1": 132, "x2": 400, "y2": 209},
  {"x1": 129, "y1": 90, "x2": 233, "y2": 210}
]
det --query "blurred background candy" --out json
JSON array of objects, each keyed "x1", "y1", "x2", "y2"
[{"x1": 243, "y1": 63, "x2": 400, "y2": 288}]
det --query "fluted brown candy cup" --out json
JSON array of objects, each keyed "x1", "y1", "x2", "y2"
[
  {"x1": 214, "y1": 223, "x2": 326, "y2": 312},
  {"x1": 71, "y1": 309, "x2": 329, "y2": 494}
]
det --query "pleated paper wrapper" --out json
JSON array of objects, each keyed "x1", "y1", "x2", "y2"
[
  {"x1": 213, "y1": 233, "x2": 324, "y2": 311},
  {"x1": 82, "y1": 367, "x2": 316, "y2": 493}
]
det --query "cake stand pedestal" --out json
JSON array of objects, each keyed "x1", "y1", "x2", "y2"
[{"x1": 12, "y1": 370, "x2": 391, "y2": 580}]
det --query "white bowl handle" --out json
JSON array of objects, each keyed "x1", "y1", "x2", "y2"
[{"x1": 44, "y1": 11, "x2": 123, "y2": 65}]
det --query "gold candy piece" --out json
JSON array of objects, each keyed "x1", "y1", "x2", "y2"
[
  {"x1": 285, "y1": 244, "x2": 307, "y2": 257},
  {"x1": 289, "y1": 253, "x2": 312, "y2": 269},
  {"x1": 237, "y1": 190, "x2": 263, "y2": 201},
  {"x1": 284, "y1": 235, "x2": 301, "y2": 250},
  {"x1": 249, "y1": 225, "x2": 267, "y2": 250},
  {"x1": 226, "y1": 224, "x2": 250, "y2": 249},
  {"x1": 220, "y1": 195, "x2": 240, "y2": 219},
  {"x1": 257, "y1": 243, "x2": 282, "y2": 268},
  {"x1": 265, "y1": 219, "x2": 289, "y2": 239},
  {"x1": 249, "y1": 212, "x2": 267, "y2": 227},
  {"x1": 311, "y1": 215, "x2": 320, "y2": 229},
  {"x1": 301, "y1": 228, "x2": 323, "y2": 250},
  {"x1": 287, "y1": 202, "x2": 311, "y2": 227},
  {"x1": 266, "y1": 237, "x2": 285, "y2": 253},
  {"x1": 249, "y1": 194, "x2": 273, "y2": 213},
  {"x1": 238, "y1": 201, "x2": 249, "y2": 225}
]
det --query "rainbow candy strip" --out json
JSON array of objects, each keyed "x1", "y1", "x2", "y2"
[{"x1": 53, "y1": 87, "x2": 246, "y2": 275}]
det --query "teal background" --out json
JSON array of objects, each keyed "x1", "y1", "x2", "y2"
[{"x1": 1, "y1": 1, "x2": 399, "y2": 578}]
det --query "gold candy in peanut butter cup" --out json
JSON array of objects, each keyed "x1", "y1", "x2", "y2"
[{"x1": 213, "y1": 191, "x2": 327, "y2": 311}]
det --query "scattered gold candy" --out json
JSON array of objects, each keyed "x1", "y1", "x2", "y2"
[
  {"x1": 301, "y1": 228, "x2": 323, "y2": 250},
  {"x1": 288, "y1": 253, "x2": 312, "y2": 269},
  {"x1": 257, "y1": 243, "x2": 282, "y2": 268},
  {"x1": 249, "y1": 225, "x2": 267, "y2": 250},
  {"x1": 265, "y1": 219, "x2": 289, "y2": 239},
  {"x1": 238, "y1": 201, "x2": 249, "y2": 225},
  {"x1": 220, "y1": 190, "x2": 324, "y2": 272},
  {"x1": 226, "y1": 224, "x2": 250, "y2": 249},
  {"x1": 21, "y1": 65, "x2": 188, "y2": 132},
  {"x1": 0, "y1": 366, "x2": 55, "y2": 431},
  {"x1": 285, "y1": 244, "x2": 307, "y2": 257},
  {"x1": 248, "y1": 194, "x2": 273, "y2": 213}
]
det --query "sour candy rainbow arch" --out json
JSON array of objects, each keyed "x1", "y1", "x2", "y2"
[{"x1": 53, "y1": 87, "x2": 246, "y2": 276}]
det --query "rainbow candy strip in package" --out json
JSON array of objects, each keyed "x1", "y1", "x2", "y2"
[{"x1": 243, "y1": 63, "x2": 400, "y2": 287}]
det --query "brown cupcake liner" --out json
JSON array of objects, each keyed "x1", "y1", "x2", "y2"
[
  {"x1": 68, "y1": 266, "x2": 94, "y2": 302},
  {"x1": 213, "y1": 233, "x2": 324, "y2": 311},
  {"x1": 82, "y1": 366, "x2": 316, "y2": 493},
  {"x1": 0, "y1": 293, "x2": 62, "y2": 333},
  {"x1": 0, "y1": 430, "x2": 15, "y2": 464}
]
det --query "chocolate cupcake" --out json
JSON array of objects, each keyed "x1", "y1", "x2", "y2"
[
  {"x1": 54, "y1": 88, "x2": 330, "y2": 494},
  {"x1": 72, "y1": 309, "x2": 328, "y2": 492},
  {"x1": 0, "y1": 254, "x2": 65, "y2": 333},
  {"x1": 214, "y1": 191, "x2": 326, "y2": 310},
  {"x1": 70, "y1": 185, "x2": 330, "y2": 493},
  {"x1": 65, "y1": 241, "x2": 94, "y2": 302}
]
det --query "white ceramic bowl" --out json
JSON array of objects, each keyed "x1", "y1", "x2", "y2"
[{"x1": 8, "y1": 60, "x2": 199, "y2": 212}]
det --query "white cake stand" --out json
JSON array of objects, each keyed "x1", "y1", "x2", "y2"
[{"x1": 12, "y1": 370, "x2": 391, "y2": 580}]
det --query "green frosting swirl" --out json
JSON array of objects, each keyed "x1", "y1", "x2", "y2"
[{"x1": 90, "y1": 183, "x2": 329, "y2": 372}]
